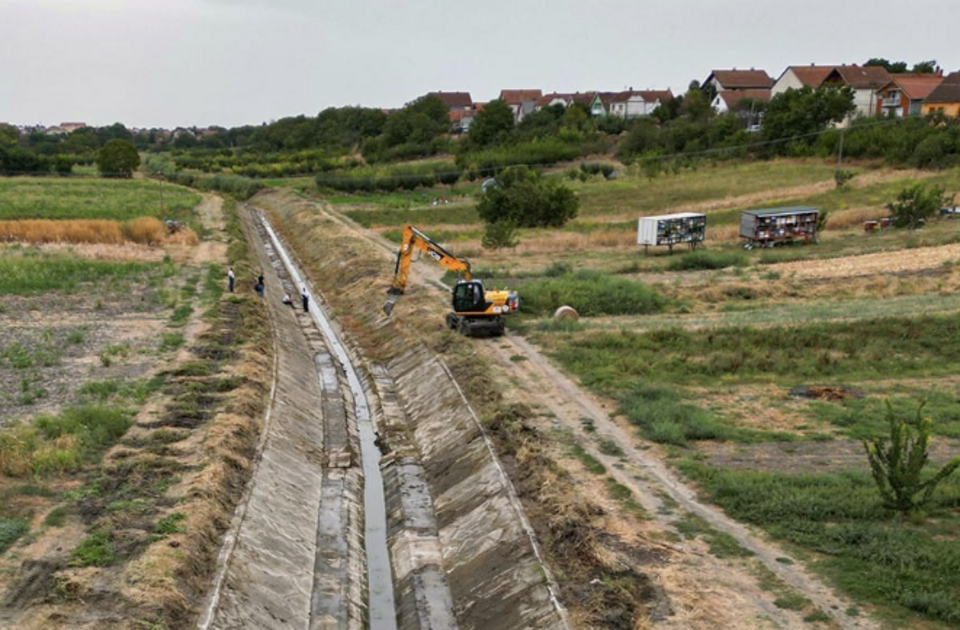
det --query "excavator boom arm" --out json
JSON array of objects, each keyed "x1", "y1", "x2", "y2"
[
  {"x1": 389, "y1": 226, "x2": 472, "y2": 293},
  {"x1": 384, "y1": 226, "x2": 472, "y2": 315}
]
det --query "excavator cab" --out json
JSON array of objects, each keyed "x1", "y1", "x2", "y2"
[{"x1": 452, "y1": 280, "x2": 487, "y2": 314}]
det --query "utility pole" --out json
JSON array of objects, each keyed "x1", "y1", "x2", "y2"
[{"x1": 837, "y1": 128, "x2": 845, "y2": 169}]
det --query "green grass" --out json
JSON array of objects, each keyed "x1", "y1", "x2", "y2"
[
  {"x1": 679, "y1": 460, "x2": 960, "y2": 625},
  {"x1": 153, "y1": 512, "x2": 186, "y2": 539},
  {"x1": 344, "y1": 204, "x2": 479, "y2": 229},
  {"x1": 604, "y1": 478, "x2": 647, "y2": 518},
  {"x1": 548, "y1": 314, "x2": 960, "y2": 392},
  {"x1": 0, "y1": 518, "x2": 29, "y2": 554},
  {"x1": 666, "y1": 250, "x2": 750, "y2": 271},
  {"x1": 569, "y1": 443, "x2": 606, "y2": 474},
  {"x1": 0, "y1": 251, "x2": 153, "y2": 296},
  {"x1": 574, "y1": 160, "x2": 839, "y2": 219},
  {"x1": 34, "y1": 405, "x2": 135, "y2": 458},
  {"x1": 70, "y1": 528, "x2": 115, "y2": 567},
  {"x1": 519, "y1": 269, "x2": 669, "y2": 317},
  {"x1": 43, "y1": 506, "x2": 69, "y2": 528},
  {"x1": 0, "y1": 177, "x2": 201, "y2": 222}
]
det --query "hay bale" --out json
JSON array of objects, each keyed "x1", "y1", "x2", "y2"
[{"x1": 553, "y1": 305, "x2": 579, "y2": 321}]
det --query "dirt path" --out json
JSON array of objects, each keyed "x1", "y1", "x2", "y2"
[{"x1": 489, "y1": 333, "x2": 879, "y2": 630}]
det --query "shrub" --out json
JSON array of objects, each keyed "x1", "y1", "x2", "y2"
[
  {"x1": 476, "y1": 165, "x2": 579, "y2": 228},
  {"x1": 887, "y1": 182, "x2": 955, "y2": 229},
  {"x1": 0, "y1": 519, "x2": 29, "y2": 554},
  {"x1": 667, "y1": 250, "x2": 749, "y2": 271},
  {"x1": 519, "y1": 269, "x2": 667, "y2": 316}
]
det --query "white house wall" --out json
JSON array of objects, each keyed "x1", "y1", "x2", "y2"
[{"x1": 771, "y1": 71, "x2": 804, "y2": 97}]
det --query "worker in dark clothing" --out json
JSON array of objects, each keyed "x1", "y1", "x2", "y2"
[{"x1": 301, "y1": 287, "x2": 309, "y2": 312}]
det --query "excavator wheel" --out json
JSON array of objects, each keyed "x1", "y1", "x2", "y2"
[
  {"x1": 446, "y1": 312, "x2": 459, "y2": 330},
  {"x1": 457, "y1": 318, "x2": 471, "y2": 336}
]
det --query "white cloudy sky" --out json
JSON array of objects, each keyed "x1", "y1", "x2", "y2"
[{"x1": 1, "y1": 0, "x2": 958, "y2": 129}]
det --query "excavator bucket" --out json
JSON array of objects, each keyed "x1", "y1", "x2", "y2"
[{"x1": 382, "y1": 290, "x2": 401, "y2": 316}]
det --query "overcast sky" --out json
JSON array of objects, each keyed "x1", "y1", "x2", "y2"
[{"x1": 1, "y1": 0, "x2": 958, "y2": 129}]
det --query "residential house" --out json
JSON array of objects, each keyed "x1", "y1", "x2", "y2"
[
  {"x1": 499, "y1": 89, "x2": 542, "y2": 123},
  {"x1": 771, "y1": 65, "x2": 840, "y2": 97},
  {"x1": 427, "y1": 91, "x2": 473, "y2": 112},
  {"x1": 920, "y1": 71, "x2": 960, "y2": 117},
  {"x1": 59, "y1": 122, "x2": 87, "y2": 133},
  {"x1": 589, "y1": 92, "x2": 620, "y2": 117},
  {"x1": 607, "y1": 89, "x2": 674, "y2": 119},
  {"x1": 426, "y1": 91, "x2": 474, "y2": 133},
  {"x1": 704, "y1": 69, "x2": 773, "y2": 93},
  {"x1": 875, "y1": 73, "x2": 944, "y2": 117},
  {"x1": 712, "y1": 90, "x2": 770, "y2": 116},
  {"x1": 821, "y1": 65, "x2": 891, "y2": 121},
  {"x1": 703, "y1": 69, "x2": 773, "y2": 113},
  {"x1": 535, "y1": 92, "x2": 595, "y2": 111}
]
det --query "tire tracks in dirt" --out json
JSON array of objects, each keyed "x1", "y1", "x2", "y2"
[{"x1": 487, "y1": 333, "x2": 881, "y2": 630}]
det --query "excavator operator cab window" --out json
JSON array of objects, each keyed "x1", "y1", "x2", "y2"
[{"x1": 453, "y1": 281, "x2": 485, "y2": 313}]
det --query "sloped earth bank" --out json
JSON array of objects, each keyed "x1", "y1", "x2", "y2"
[{"x1": 243, "y1": 189, "x2": 884, "y2": 630}]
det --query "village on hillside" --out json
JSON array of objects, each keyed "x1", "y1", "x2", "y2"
[{"x1": 4, "y1": 61, "x2": 959, "y2": 140}]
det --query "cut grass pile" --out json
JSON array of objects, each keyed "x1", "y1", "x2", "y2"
[{"x1": 679, "y1": 460, "x2": 960, "y2": 626}]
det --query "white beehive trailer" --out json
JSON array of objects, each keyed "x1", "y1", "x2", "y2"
[{"x1": 637, "y1": 212, "x2": 706, "y2": 253}]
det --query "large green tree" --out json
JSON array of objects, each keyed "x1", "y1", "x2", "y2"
[
  {"x1": 467, "y1": 99, "x2": 514, "y2": 148},
  {"x1": 476, "y1": 166, "x2": 578, "y2": 228},
  {"x1": 762, "y1": 86, "x2": 855, "y2": 143},
  {"x1": 97, "y1": 139, "x2": 140, "y2": 178}
]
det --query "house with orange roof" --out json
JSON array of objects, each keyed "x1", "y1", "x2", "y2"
[
  {"x1": 920, "y1": 71, "x2": 960, "y2": 117},
  {"x1": 821, "y1": 65, "x2": 891, "y2": 120},
  {"x1": 704, "y1": 69, "x2": 773, "y2": 93},
  {"x1": 499, "y1": 89, "x2": 542, "y2": 123},
  {"x1": 703, "y1": 69, "x2": 772, "y2": 113},
  {"x1": 875, "y1": 73, "x2": 944, "y2": 117},
  {"x1": 771, "y1": 65, "x2": 840, "y2": 97}
]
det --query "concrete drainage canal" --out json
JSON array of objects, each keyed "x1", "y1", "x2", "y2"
[{"x1": 200, "y1": 207, "x2": 568, "y2": 630}]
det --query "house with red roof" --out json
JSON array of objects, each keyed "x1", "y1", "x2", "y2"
[
  {"x1": 426, "y1": 91, "x2": 474, "y2": 132},
  {"x1": 921, "y1": 71, "x2": 960, "y2": 117},
  {"x1": 821, "y1": 65, "x2": 891, "y2": 120},
  {"x1": 875, "y1": 73, "x2": 944, "y2": 117},
  {"x1": 499, "y1": 89, "x2": 542, "y2": 123},
  {"x1": 771, "y1": 65, "x2": 840, "y2": 97},
  {"x1": 426, "y1": 91, "x2": 473, "y2": 111},
  {"x1": 703, "y1": 69, "x2": 773, "y2": 113}
]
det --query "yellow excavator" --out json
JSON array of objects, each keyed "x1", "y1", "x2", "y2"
[{"x1": 383, "y1": 225, "x2": 519, "y2": 337}]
